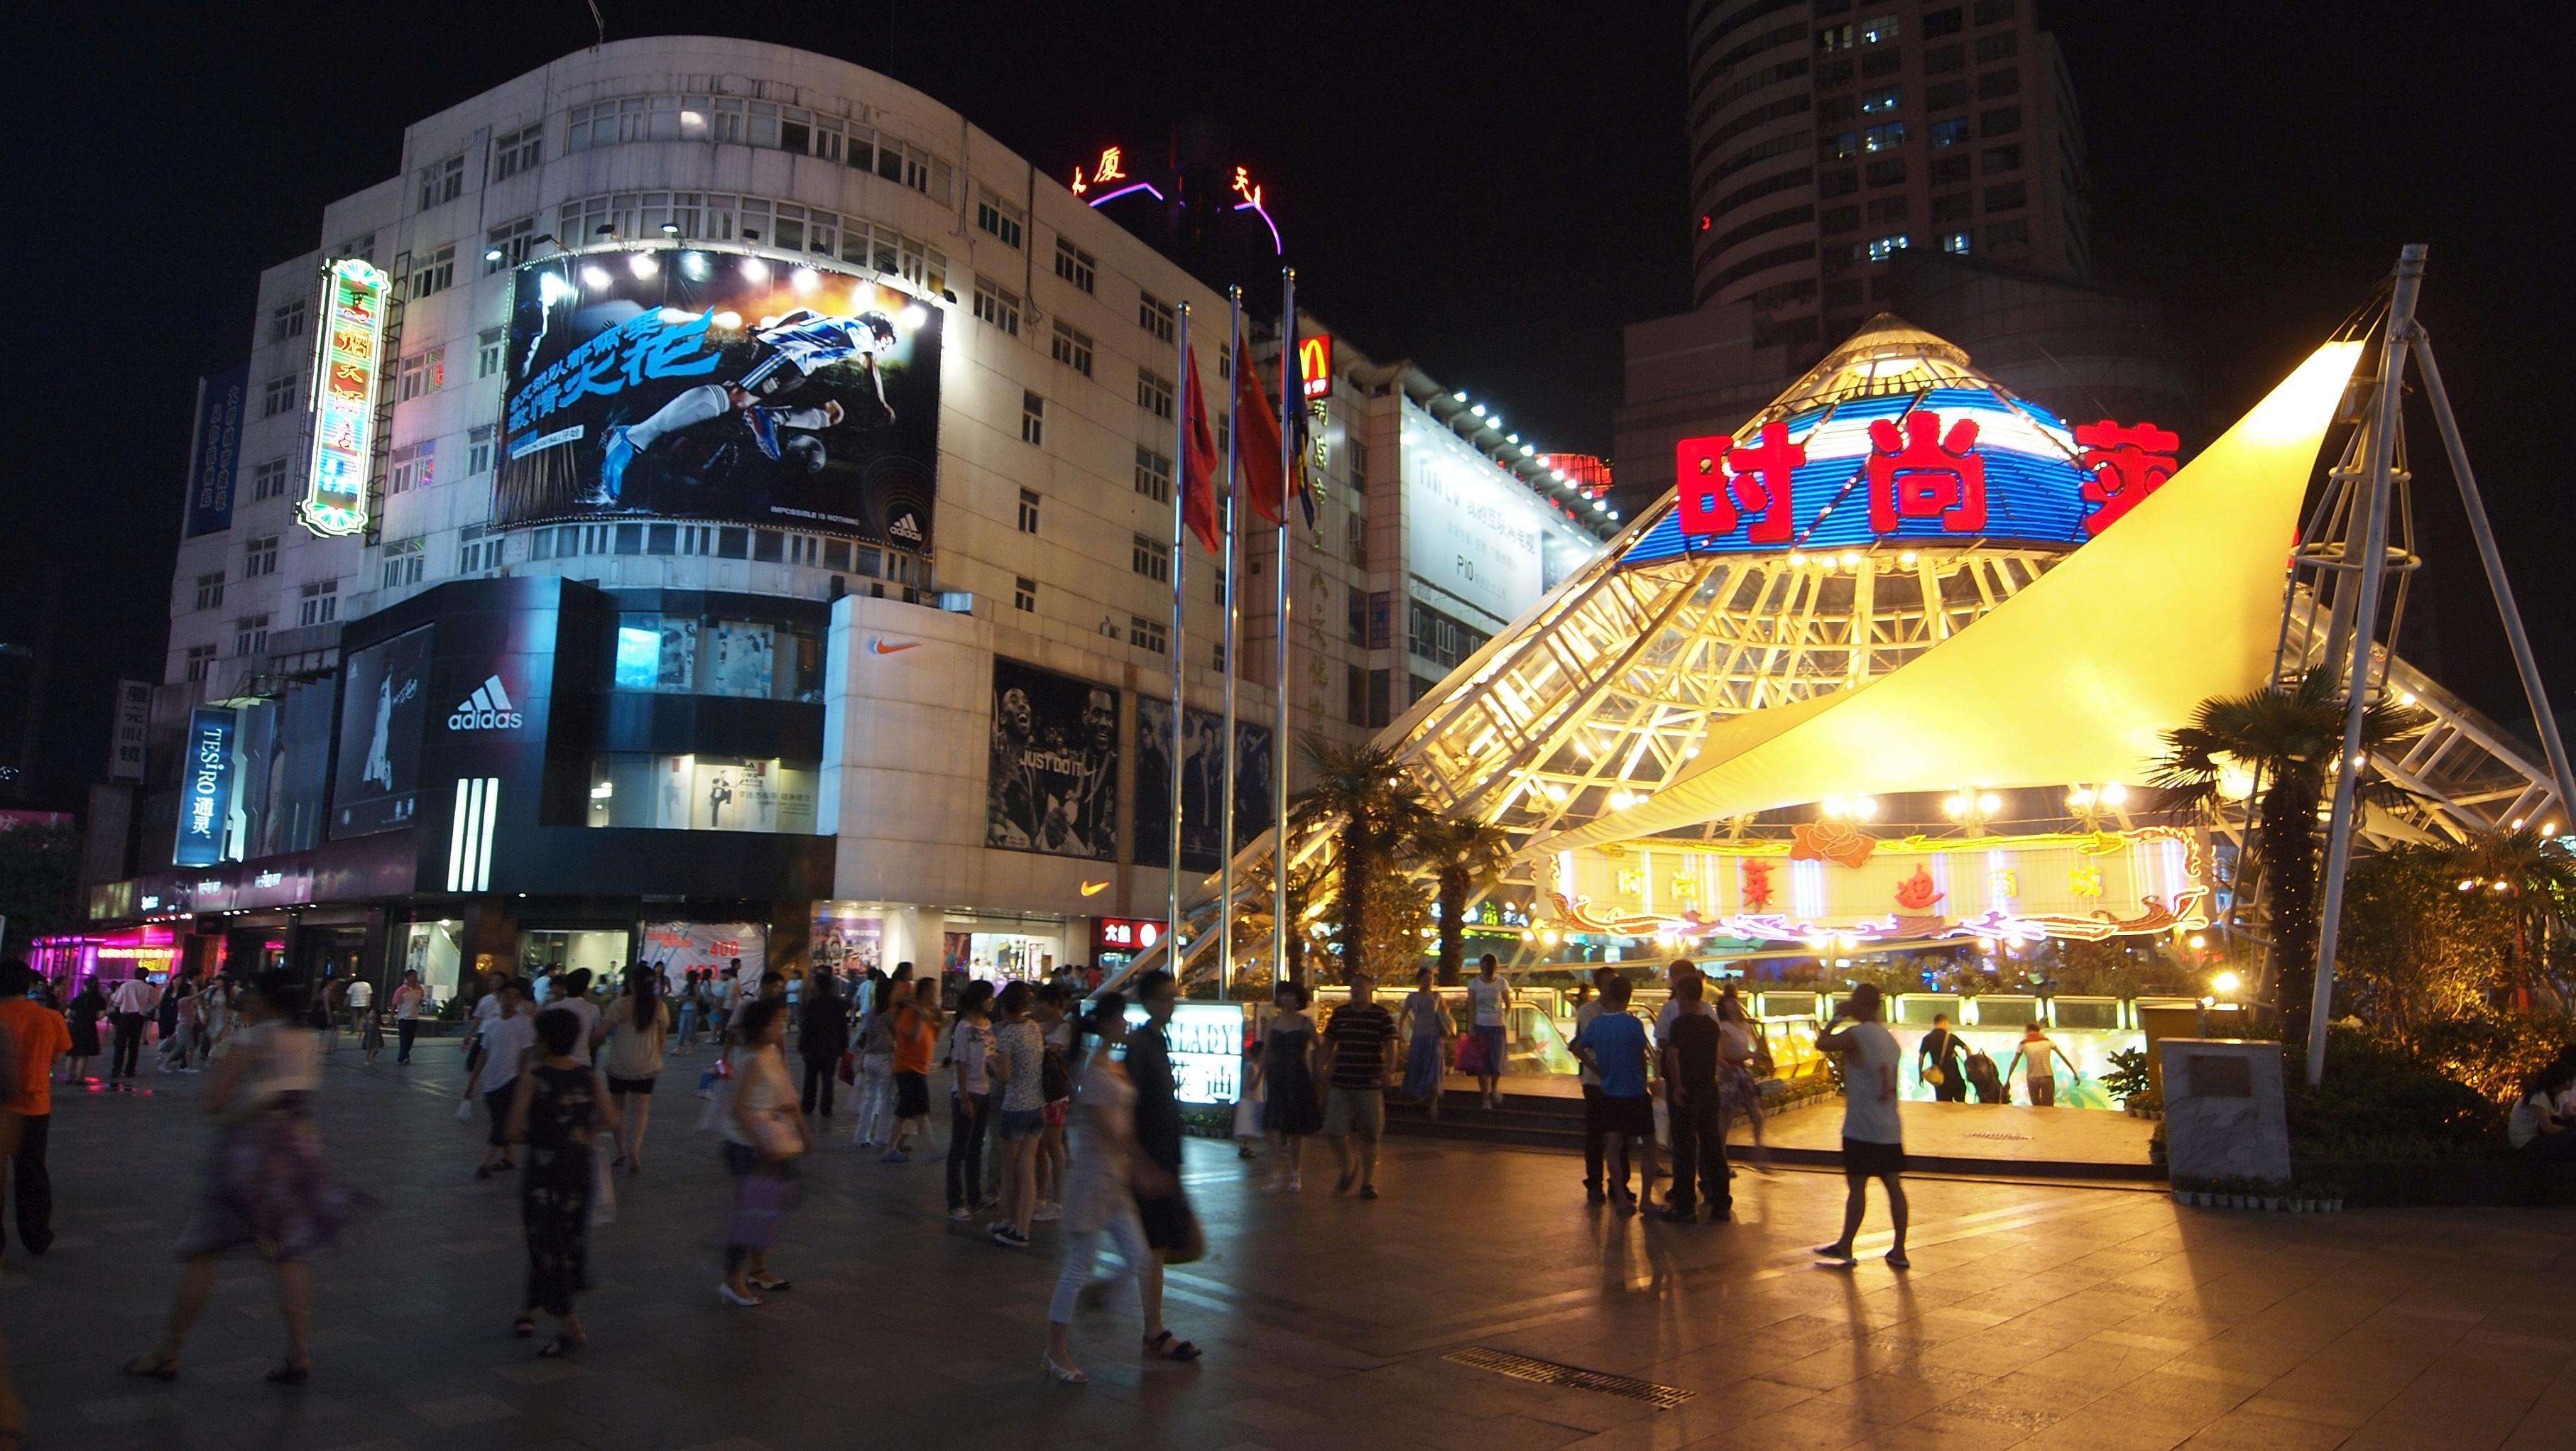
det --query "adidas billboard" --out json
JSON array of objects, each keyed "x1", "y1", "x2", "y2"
[{"x1": 448, "y1": 675, "x2": 524, "y2": 731}]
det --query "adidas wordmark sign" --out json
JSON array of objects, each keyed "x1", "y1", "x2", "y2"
[{"x1": 449, "y1": 676, "x2": 524, "y2": 731}]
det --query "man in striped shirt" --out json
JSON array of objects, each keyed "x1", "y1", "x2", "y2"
[{"x1": 1322, "y1": 975, "x2": 1399, "y2": 1200}]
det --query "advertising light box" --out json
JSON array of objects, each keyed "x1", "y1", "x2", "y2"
[
  {"x1": 496, "y1": 249, "x2": 942, "y2": 552},
  {"x1": 1124, "y1": 1002, "x2": 1245, "y2": 1104},
  {"x1": 173, "y1": 708, "x2": 237, "y2": 867},
  {"x1": 301, "y1": 259, "x2": 389, "y2": 538}
]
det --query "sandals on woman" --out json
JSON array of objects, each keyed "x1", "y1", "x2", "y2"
[
  {"x1": 537, "y1": 1334, "x2": 586, "y2": 1359},
  {"x1": 1142, "y1": 1330, "x2": 1203, "y2": 1362},
  {"x1": 511, "y1": 1313, "x2": 537, "y2": 1339},
  {"x1": 118, "y1": 1354, "x2": 179, "y2": 1381},
  {"x1": 1043, "y1": 1354, "x2": 1088, "y2": 1384}
]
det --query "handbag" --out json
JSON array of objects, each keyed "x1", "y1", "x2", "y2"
[
  {"x1": 1454, "y1": 1031, "x2": 1489, "y2": 1077},
  {"x1": 837, "y1": 1050, "x2": 858, "y2": 1086},
  {"x1": 1162, "y1": 1194, "x2": 1207, "y2": 1266}
]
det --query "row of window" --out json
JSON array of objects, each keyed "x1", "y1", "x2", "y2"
[
  {"x1": 552, "y1": 192, "x2": 951, "y2": 295},
  {"x1": 1818, "y1": 179, "x2": 2024, "y2": 236},
  {"x1": 559, "y1": 94, "x2": 952, "y2": 204}
]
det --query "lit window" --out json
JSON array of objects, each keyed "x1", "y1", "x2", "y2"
[
  {"x1": 1864, "y1": 234, "x2": 1911, "y2": 263},
  {"x1": 1941, "y1": 231, "x2": 1972, "y2": 254},
  {"x1": 1860, "y1": 14, "x2": 1900, "y2": 43},
  {"x1": 1863, "y1": 121, "x2": 1906, "y2": 152},
  {"x1": 1020, "y1": 391, "x2": 1044, "y2": 447},
  {"x1": 396, "y1": 348, "x2": 445, "y2": 403},
  {"x1": 388, "y1": 441, "x2": 433, "y2": 495},
  {"x1": 1930, "y1": 118, "x2": 1972, "y2": 148},
  {"x1": 1861, "y1": 87, "x2": 1901, "y2": 114},
  {"x1": 1816, "y1": 23, "x2": 1854, "y2": 52}
]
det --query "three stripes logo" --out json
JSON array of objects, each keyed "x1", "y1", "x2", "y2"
[{"x1": 448, "y1": 675, "x2": 523, "y2": 731}]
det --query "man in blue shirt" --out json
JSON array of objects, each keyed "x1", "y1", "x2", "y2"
[{"x1": 1570, "y1": 975, "x2": 1652, "y2": 1212}]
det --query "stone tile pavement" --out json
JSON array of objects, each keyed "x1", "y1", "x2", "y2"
[{"x1": 3, "y1": 1040, "x2": 2570, "y2": 1450}]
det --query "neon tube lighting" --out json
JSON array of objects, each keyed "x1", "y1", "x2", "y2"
[
  {"x1": 1086, "y1": 182, "x2": 1164, "y2": 208},
  {"x1": 1233, "y1": 199, "x2": 1283, "y2": 254}
]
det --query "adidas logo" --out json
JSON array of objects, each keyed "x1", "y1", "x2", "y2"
[{"x1": 447, "y1": 675, "x2": 524, "y2": 731}]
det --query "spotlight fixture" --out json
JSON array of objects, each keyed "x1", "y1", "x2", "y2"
[
  {"x1": 659, "y1": 221, "x2": 682, "y2": 237},
  {"x1": 483, "y1": 247, "x2": 505, "y2": 263}
]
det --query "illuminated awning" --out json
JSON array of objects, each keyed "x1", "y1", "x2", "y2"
[{"x1": 1534, "y1": 340, "x2": 2366, "y2": 853}]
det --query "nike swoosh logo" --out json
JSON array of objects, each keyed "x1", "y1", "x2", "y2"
[
  {"x1": 868, "y1": 639, "x2": 921, "y2": 655},
  {"x1": 1081, "y1": 880, "x2": 1109, "y2": 897}
]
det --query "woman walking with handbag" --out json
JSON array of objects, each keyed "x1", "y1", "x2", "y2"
[
  {"x1": 718, "y1": 1000, "x2": 805, "y2": 1307},
  {"x1": 506, "y1": 1008, "x2": 620, "y2": 1355},
  {"x1": 1042, "y1": 991, "x2": 1194, "y2": 1383},
  {"x1": 600, "y1": 967, "x2": 667, "y2": 1174}
]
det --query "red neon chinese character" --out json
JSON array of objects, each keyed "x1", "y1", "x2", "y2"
[
  {"x1": 2073, "y1": 420, "x2": 2179, "y2": 535},
  {"x1": 1866, "y1": 412, "x2": 1985, "y2": 534},
  {"x1": 1097, "y1": 146, "x2": 1126, "y2": 183},
  {"x1": 1674, "y1": 421, "x2": 1806, "y2": 542}
]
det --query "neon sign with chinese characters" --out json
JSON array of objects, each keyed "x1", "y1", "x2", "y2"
[
  {"x1": 300, "y1": 258, "x2": 389, "y2": 537},
  {"x1": 1230, "y1": 165, "x2": 1282, "y2": 254},
  {"x1": 1073, "y1": 146, "x2": 1162, "y2": 207},
  {"x1": 1629, "y1": 388, "x2": 2177, "y2": 564}
]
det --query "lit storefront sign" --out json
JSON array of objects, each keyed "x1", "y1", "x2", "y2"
[
  {"x1": 1125, "y1": 1001, "x2": 1245, "y2": 1104},
  {"x1": 1635, "y1": 390, "x2": 2179, "y2": 562},
  {"x1": 300, "y1": 258, "x2": 391, "y2": 537},
  {"x1": 1093, "y1": 916, "x2": 1162, "y2": 953},
  {"x1": 1297, "y1": 334, "x2": 1333, "y2": 400},
  {"x1": 173, "y1": 707, "x2": 237, "y2": 867},
  {"x1": 1539, "y1": 826, "x2": 2209, "y2": 947}
]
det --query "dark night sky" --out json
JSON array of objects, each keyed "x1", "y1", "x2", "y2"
[{"x1": 9, "y1": 1, "x2": 2570, "y2": 804}]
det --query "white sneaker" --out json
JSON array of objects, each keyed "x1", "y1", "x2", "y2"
[
  {"x1": 948, "y1": 1206, "x2": 976, "y2": 1222},
  {"x1": 718, "y1": 1282, "x2": 763, "y2": 1307},
  {"x1": 1032, "y1": 1202, "x2": 1061, "y2": 1222}
]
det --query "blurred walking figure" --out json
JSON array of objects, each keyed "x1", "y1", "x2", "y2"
[
  {"x1": 462, "y1": 979, "x2": 537, "y2": 1179},
  {"x1": 63, "y1": 974, "x2": 107, "y2": 1086},
  {"x1": 1917, "y1": 1012, "x2": 1968, "y2": 1102},
  {"x1": 989, "y1": 982, "x2": 1049, "y2": 1246},
  {"x1": 797, "y1": 968, "x2": 851, "y2": 1119},
  {"x1": 390, "y1": 970, "x2": 427, "y2": 1064},
  {"x1": 1399, "y1": 968, "x2": 1455, "y2": 1119},
  {"x1": 1250, "y1": 981, "x2": 1321, "y2": 1191},
  {"x1": 507, "y1": 1007, "x2": 620, "y2": 1356},
  {"x1": 2003, "y1": 1022, "x2": 2082, "y2": 1107},
  {"x1": 1123, "y1": 973, "x2": 1204, "y2": 1362},
  {"x1": 944, "y1": 980, "x2": 995, "y2": 1222},
  {"x1": 1813, "y1": 983, "x2": 1908, "y2": 1269},
  {"x1": 718, "y1": 1000, "x2": 806, "y2": 1306},
  {"x1": 119, "y1": 973, "x2": 372, "y2": 1385},
  {"x1": 672, "y1": 970, "x2": 705, "y2": 1050},
  {"x1": 108, "y1": 970, "x2": 159, "y2": 1082},
  {"x1": 1043, "y1": 992, "x2": 1171, "y2": 1384},
  {"x1": 851, "y1": 978, "x2": 900, "y2": 1149},
  {"x1": 1321, "y1": 975, "x2": 1398, "y2": 1200},
  {"x1": 883, "y1": 978, "x2": 939, "y2": 1161},
  {"x1": 1033, "y1": 984, "x2": 1075, "y2": 1217},
  {"x1": 1715, "y1": 990, "x2": 1772, "y2": 1164},
  {"x1": 1, "y1": 962, "x2": 72, "y2": 1256},
  {"x1": 601, "y1": 966, "x2": 667, "y2": 1173}
]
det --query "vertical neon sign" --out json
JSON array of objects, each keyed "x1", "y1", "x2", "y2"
[{"x1": 300, "y1": 258, "x2": 389, "y2": 537}]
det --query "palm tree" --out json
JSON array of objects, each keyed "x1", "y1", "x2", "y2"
[
  {"x1": 2151, "y1": 665, "x2": 2424, "y2": 1046},
  {"x1": 1291, "y1": 738, "x2": 1431, "y2": 985},
  {"x1": 1414, "y1": 818, "x2": 1515, "y2": 984},
  {"x1": 2440, "y1": 826, "x2": 2576, "y2": 1014}
]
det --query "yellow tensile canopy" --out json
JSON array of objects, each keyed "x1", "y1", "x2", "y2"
[{"x1": 1535, "y1": 340, "x2": 2366, "y2": 854}]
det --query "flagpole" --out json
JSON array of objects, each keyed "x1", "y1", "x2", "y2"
[
  {"x1": 1272, "y1": 267, "x2": 1296, "y2": 987},
  {"x1": 1168, "y1": 302, "x2": 1191, "y2": 973},
  {"x1": 1218, "y1": 286, "x2": 1243, "y2": 1003}
]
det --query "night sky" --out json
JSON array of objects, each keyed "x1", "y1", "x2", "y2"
[{"x1": 9, "y1": 1, "x2": 2570, "y2": 804}]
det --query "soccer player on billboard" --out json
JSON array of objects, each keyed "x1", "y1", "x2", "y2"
[{"x1": 586, "y1": 309, "x2": 900, "y2": 505}]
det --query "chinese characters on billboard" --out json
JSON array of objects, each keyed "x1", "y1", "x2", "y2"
[
  {"x1": 1636, "y1": 390, "x2": 2180, "y2": 564},
  {"x1": 300, "y1": 259, "x2": 388, "y2": 538},
  {"x1": 185, "y1": 367, "x2": 247, "y2": 538},
  {"x1": 495, "y1": 251, "x2": 942, "y2": 552},
  {"x1": 173, "y1": 708, "x2": 236, "y2": 867}
]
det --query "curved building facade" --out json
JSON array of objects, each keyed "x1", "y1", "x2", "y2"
[{"x1": 124, "y1": 37, "x2": 1605, "y2": 1001}]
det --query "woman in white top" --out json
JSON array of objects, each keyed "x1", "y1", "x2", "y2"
[
  {"x1": 121, "y1": 973, "x2": 371, "y2": 1386},
  {"x1": 1042, "y1": 992, "x2": 1175, "y2": 1385},
  {"x1": 599, "y1": 966, "x2": 668, "y2": 1174},
  {"x1": 988, "y1": 981, "x2": 1049, "y2": 1248},
  {"x1": 718, "y1": 1000, "x2": 805, "y2": 1307}
]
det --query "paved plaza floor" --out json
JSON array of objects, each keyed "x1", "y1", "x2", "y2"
[{"x1": 4, "y1": 1040, "x2": 2572, "y2": 1450}]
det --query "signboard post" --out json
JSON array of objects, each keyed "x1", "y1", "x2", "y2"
[
  {"x1": 300, "y1": 258, "x2": 391, "y2": 538},
  {"x1": 184, "y1": 368, "x2": 249, "y2": 538},
  {"x1": 173, "y1": 707, "x2": 238, "y2": 867}
]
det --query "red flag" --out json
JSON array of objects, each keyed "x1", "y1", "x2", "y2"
[
  {"x1": 1181, "y1": 346, "x2": 1222, "y2": 554},
  {"x1": 1235, "y1": 356, "x2": 1289, "y2": 525}
]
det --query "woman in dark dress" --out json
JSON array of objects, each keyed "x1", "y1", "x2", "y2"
[
  {"x1": 65, "y1": 977, "x2": 108, "y2": 1083},
  {"x1": 506, "y1": 1007, "x2": 620, "y2": 1357},
  {"x1": 1252, "y1": 981, "x2": 1323, "y2": 1192}
]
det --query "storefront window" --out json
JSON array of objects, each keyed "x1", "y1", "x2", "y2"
[
  {"x1": 608, "y1": 612, "x2": 823, "y2": 701},
  {"x1": 943, "y1": 925, "x2": 1063, "y2": 982},
  {"x1": 813, "y1": 910, "x2": 885, "y2": 975},
  {"x1": 398, "y1": 919, "x2": 465, "y2": 1006},
  {"x1": 638, "y1": 921, "x2": 765, "y2": 985},
  {"x1": 586, "y1": 753, "x2": 820, "y2": 833},
  {"x1": 519, "y1": 928, "x2": 631, "y2": 980}
]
